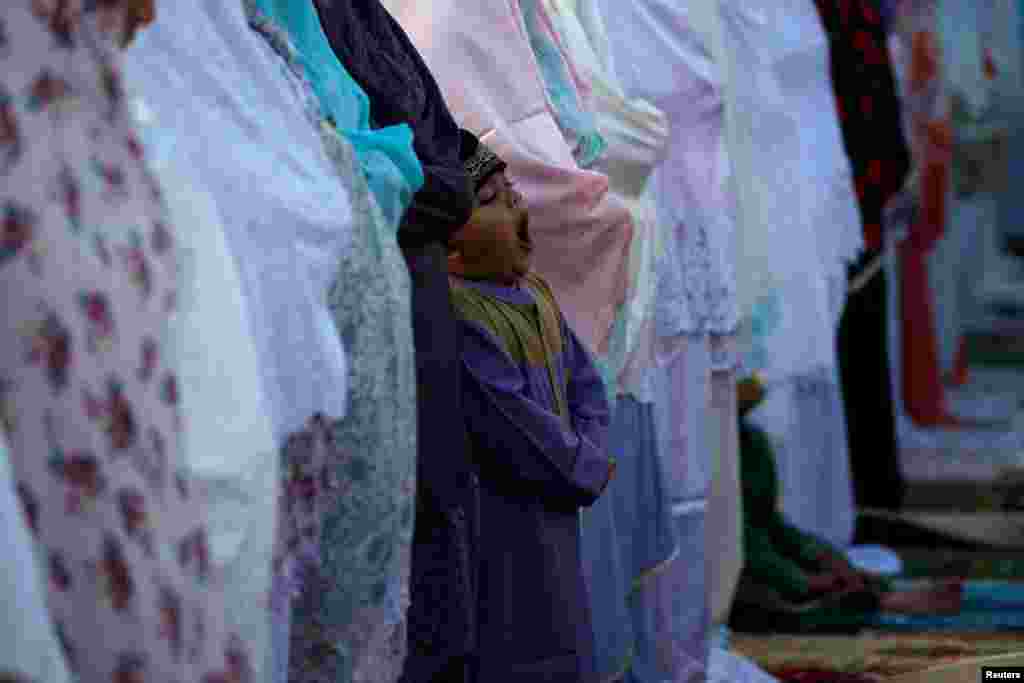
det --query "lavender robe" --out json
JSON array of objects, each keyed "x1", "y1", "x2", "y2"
[{"x1": 452, "y1": 273, "x2": 615, "y2": 683}]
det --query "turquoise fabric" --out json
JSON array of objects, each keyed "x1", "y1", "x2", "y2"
[
  {"x1": 873, "y1": 581, "x2": 1024, "y2": 632},
  {"x1": 520, "y1": 0, "x2": 607, "y2": 168},
  {"x1": 250, "y1": 0, "x2": 424, "y2": 231}
]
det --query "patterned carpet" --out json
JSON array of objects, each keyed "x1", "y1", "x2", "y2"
[
  {"x1": 733, "y1": 360, "x2": 1024, "y2": 678},
  {"x1": 731, "y1": 553, "x2": 1024, "y2": 677},
  {"x1": 732, "y1": 632, "x2": 1024, "y2": 679}
]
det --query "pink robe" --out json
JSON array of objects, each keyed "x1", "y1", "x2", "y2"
[{"x1": 382, "y1": 0, "x2": 634, "y2": 355}]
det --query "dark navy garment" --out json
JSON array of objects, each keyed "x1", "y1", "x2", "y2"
[
  {"x1": 815, "y1": 0, "x2": 910, "y2": 509},
  {"x1": 314, "y1": 0, "x2": 474, "y2": 247}
]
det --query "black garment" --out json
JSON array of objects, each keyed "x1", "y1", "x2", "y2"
[
  {"x1": 314, "y1": 0, "x2": 474, "y2": 247},
  {"x1": 402, "y1": 494, "x2": 478, "y2": 683},
  {"x1": 395, "y1": 242, "x2": 479, "y2": 683},
  {"x1": 838, "y1": 261, "x2": 906, "y2": 509},
  {"x1": 313, "y1": 4, "x2": 478, "y2": 675},
  {"x1": 815, "y1": 0, "x2": 910, "y2": 510},
  {"x1": 399, "y1": 242, "x2": 480, "y2": 683},
  {"x1": 428, "y1": 656, "x2": 474, "y2": 683},
  {"x1": 813, "y1": 0, "x2": 910, "y2": 252}
]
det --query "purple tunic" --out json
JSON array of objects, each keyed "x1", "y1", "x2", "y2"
[{"x1": 451, "y1": 273, "x2": 615, "y2": 682}]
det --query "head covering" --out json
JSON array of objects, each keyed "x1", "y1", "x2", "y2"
[
  {"x1": 314, "y1": 0, "x2": 474, "y2": 246},
  {"x1": 248, "y1": 0, "x2": 423, "y2": 233},
  {"x1": 459, "y1": 129, "x2": 507, "y2": 192}
]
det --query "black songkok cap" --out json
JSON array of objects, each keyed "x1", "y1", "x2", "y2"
[{"x1": 459, "y1": 129, "x2": 507, "y2": 192}]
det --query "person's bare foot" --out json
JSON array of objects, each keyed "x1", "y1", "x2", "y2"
[{"x1": 880, "y1": 581, "x2": 963, "y2": 615}]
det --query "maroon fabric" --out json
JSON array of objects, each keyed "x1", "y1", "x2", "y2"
[{"x1": 772, "y1": 669, "x2": 882, "y2": 683}]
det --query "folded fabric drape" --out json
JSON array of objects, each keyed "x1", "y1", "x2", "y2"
[
  {"x1": 131, "y1": 91, "x2": 279, "y2": 681},
  {"x1": 383, "y1": 0, "x2": 635, "y2": 357},
  {"x1": 521, "y1": 0, "x2": 607, "y2": 168},
  {"x1": 235, "y1": 5, "x2": 421, "y2": 681},
  {"x1": 540, "y1": 0, "x2": 668, "y2": 399},
  {"x1": 529, "y1": 5, "x2": 680, "y2": 681},
  {"x1": 125, "y1": 2, "x2": 364, "y2": 678},
  {"x1": 248, "y1": 0, "x2": 423, "y2": 234}
]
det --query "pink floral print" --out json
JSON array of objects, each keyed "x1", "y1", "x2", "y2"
[{"x1": 0, "y1": 3, "x2": 253, "y2": 681}]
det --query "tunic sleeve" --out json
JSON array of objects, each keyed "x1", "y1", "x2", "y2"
[
  {"x1": 459, "y1": 318, "x2": 615, "y2": 508},
  {"x1": 563, "y1": 316, "x2": 613, "y2": 465},
  {"x1": 769, "y1": 516, "x2": 837, "y2": 568}
]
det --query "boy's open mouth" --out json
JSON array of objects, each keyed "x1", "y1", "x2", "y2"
[{"x1": 517, "y1": 215, "x2": 532, "y2": 252}]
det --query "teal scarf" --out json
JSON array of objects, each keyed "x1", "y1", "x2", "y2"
[{"x1": 250, "y1": 0, "x2": 424, "y2": 231}]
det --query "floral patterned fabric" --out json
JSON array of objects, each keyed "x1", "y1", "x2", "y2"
[
  {"x1": 520, "y1": 0, "x2": 607, "y2": 168},
  {"x1": 679, "y1": 0, "x2": 842, "y2": 382},
  {"x1": 0, "y1": 3, "x2": 253, "y2": 681},
  {"x1": 592, "y1": 1, "x2": 744, "y2": 679},
  {"x1": 312, "y1": 137, "x2": 416, "y2": 683},
  {"x1": 243, "y1": 8, "x2": 419, "y2": 683},
  {"x1": 540, "y1": 0, "x2": 670, "y2": 401},
  {"x1": 124, "y1": 1, "x2": 375, "y2": 678},
  {"x1": 598, "y1": 0, "x2": 740, "y2": 339}
]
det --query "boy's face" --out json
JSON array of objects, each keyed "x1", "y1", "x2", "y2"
[{"x1": 448, "y1": 171, "x2": 532, "y2": 285}]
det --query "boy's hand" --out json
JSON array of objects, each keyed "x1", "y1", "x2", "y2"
[
  {"x1": 819, "y1": 551, "x2": 868, "y2": 593},
  {"x1": 806, "y1": 572, "x2": 842, "y2": 595},
  {"x1": 598, "y1": 456, "x2": 616, "y2": 495}
]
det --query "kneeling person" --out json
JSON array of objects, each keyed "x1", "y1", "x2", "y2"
[{"x1": 730, "y1": 375, "x2": 962, "y2": 634}]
